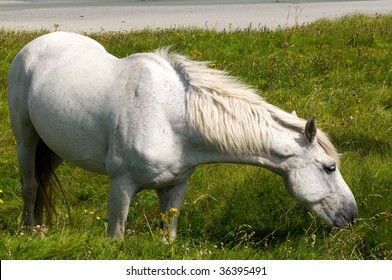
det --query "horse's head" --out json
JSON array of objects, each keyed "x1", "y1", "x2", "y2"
[{"x1": 277, "y1": 116, "x2": 357, "y2": 228}]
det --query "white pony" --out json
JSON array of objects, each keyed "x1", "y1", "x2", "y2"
[{"x1": 8, "y1": 32, "x2": 357, "y2": 240}]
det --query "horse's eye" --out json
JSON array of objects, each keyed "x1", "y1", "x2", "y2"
[{"x1": 324, "y1": 164, "x2": 336, "y2": 174}]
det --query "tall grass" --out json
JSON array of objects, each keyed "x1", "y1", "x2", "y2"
[{"x1": 0, "y1": 15, "x2": 391, "y2": 259}]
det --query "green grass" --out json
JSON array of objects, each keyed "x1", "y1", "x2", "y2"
[{"x1": 0, "y1": 15, "x2": 391, "y2": 260}]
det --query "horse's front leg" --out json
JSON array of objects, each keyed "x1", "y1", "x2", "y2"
[
  {"x1": 107, "y1": 175, "x2": 136, "y2": 239},
  {"x1": 156, "y1": 181, "x2": 189, "y2": 242}
]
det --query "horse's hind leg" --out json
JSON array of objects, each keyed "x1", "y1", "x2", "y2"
[
  {"x1": 11, "y1": 107, "x2": 64, "y2": 227},
  {"x1": 14, "y1": 125, "x2": 40, "y2": 227}
]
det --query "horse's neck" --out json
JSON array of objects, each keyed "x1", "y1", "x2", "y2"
[{"x1": 187, "y1": 122, "x2": 298, "y2": 174}]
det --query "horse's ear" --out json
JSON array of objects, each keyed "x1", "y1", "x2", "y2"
[{"x1": 305, "y1": 116, "x2": 317, "y2": 143}]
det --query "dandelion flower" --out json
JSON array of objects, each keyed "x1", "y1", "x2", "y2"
[
  {"x1": 0, "y1": 199, "x2": 3, "y2": 204},
  {"x1": 96, "y1": 216, "x2": 101, "y2": 221},
  {"x1": 170, "y1": 207, "x2": 178, "y2": 213}
]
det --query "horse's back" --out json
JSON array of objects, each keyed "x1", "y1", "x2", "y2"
[{"x1": 8, "y1": 31, "x2": 111, "y2": 103}]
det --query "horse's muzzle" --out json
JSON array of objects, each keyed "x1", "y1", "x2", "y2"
[{"x1": 334, "y1": 202, "x2": 358, "y2": 228}]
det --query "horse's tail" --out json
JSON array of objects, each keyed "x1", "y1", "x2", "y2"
[{"x1": 35, "y1": 139, "x2": 70, "y2": 227}]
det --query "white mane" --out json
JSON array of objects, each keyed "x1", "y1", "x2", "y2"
[{"x1": 156, "y1": 48, "x2": 339, "y2": 164}]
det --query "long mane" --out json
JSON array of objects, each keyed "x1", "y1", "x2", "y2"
[{"x1": 156, "y1": 48, "x2": 340, "y2": 165}]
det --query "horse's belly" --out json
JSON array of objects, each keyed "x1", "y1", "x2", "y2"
[
  {"x1": 33, "y1": 115, "x2": 109, "y2": 174},
  {"x1": 35, "y1": 119, "x2": 108, "y2": 174},
  {"x1": 68, "y1": 159, "x2": 107, "y2": 174}
]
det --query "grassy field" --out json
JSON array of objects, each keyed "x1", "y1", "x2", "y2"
[{"x1": 0, "y1": 15, "x2": 391, "y2": 260}]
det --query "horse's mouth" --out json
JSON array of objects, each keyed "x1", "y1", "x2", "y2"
[
  {"x1": 311, "y1": 198, "x2": 357, "y2": 229},
  {"x1": 330, "y1": 201, "x2": 357, "y2": 229}
]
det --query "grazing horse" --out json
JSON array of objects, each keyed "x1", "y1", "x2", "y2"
[{"x1": 8, "y1": 32, "x2": 357, "y2": 240}]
